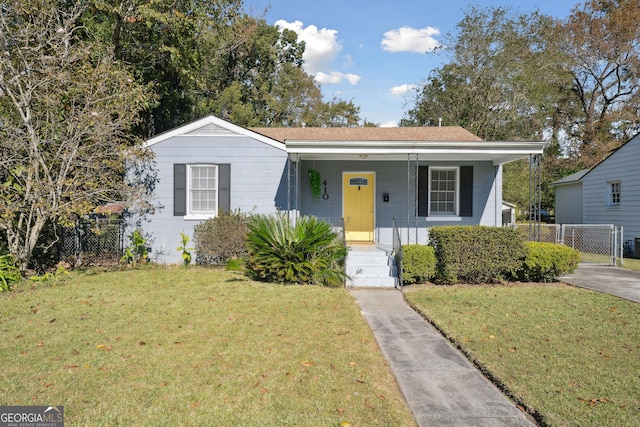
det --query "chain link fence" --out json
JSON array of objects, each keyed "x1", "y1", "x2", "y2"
[
  {"x1": 512, "y1": 223, "x2": 622, "y2": 266},
  {"x1": 60, "y1": 219, "x2": 125, "y2": 267}
]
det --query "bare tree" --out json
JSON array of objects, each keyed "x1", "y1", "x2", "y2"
[{"x1": 0, "y1": 0, "x2": 151, "y2": 269}]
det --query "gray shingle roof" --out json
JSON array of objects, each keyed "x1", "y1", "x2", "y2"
[{"x1": 551, "y1": 169, "x2": 589, "y2": 186}]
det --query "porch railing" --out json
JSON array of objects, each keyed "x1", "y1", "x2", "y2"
[{"x1": 392, "y1": 218, "x2": 403, "y2": 289}]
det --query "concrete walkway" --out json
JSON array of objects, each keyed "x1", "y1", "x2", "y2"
[
  {"x1": 352, "y1": 289, "x2": 535, "y2": 427},
  {"x1": 560, "y1": 265, "x2": 640, "y2": 303}
]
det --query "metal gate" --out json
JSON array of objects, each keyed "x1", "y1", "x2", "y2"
[
  {"x1": 560, "y1": 224, "x2": 622, "y2": 266},
  {"x1": 513, "y1": 224, "x2": 622, "y2": 266}
]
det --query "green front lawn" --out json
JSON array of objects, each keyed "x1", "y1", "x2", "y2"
[
  {"x1": 621, "y1": 257, "x2": 640, "y2": 272},
  {"x1": 0, "y1": 267, "x2": 415, "y2": 426},
  {"x1": 405, "y1": 283, "x2": 640, "y2": 427}
]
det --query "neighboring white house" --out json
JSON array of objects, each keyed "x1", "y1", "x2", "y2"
[
  {"x1": 141, "y1": 115, "x2": 545, "y2": 263},
  {"x1": 553, "y1": 132, "x2": 640, "y2": 255},
  {"x1": 552, "y1": 169, "x2": 588, "y2": 225},
  {"x1": 501, "y1": 201, "x2": 517, "y2": 225}
]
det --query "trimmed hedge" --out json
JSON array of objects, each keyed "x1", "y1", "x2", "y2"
[
  {"x1": 517, "y1": 241, "x2": 580, "y2": 282},
  {"x1": 429, "y1": 226, "x2": 526, "y2": 284},
  {"x1": 401, "y1": 245, "x2": 436, "y2": 285},
  {"x1": 193, "y1": 210, "x2": 249, "y2": 265}
]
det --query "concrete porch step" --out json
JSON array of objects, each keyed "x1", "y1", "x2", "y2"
[{"x1": 346, "y1": 245, "x2": 397, "y2": 288}]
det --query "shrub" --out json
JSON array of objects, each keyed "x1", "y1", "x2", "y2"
[
  {"x1": 120, "y1": 230, "x2": 150, "y2": 267},
  {"x1": 0, "y1": 254, "x2": 21, "y2": 292},
  {"x1": 517, "y1": 241, "x2": 580, "y2": 282},
  {"x1": 176, "y1": 232, "x2": 194, "y2": 266},
  {"x1": 28, "y1": 263, "x2": 70, "y2": 286},
  {"x1": 245, "y1": 214, "x2": 347, "y2": 287},
  {"x1": 193, "y1": 210, "x2": 249, "y2": 265},
  {"x1": 429, "y1": 226, "x2": 526, "y2": 284},
  {"x1": 401, "y1": 245, "x2": 436, "y2": 285}
]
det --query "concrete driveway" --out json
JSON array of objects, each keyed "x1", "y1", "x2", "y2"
[{"x1": 560, "y1": 265, "x2": 640, "y2": 303}]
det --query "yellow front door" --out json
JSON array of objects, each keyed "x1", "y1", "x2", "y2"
[{"x1": 343, "y1": 172, "x2": 375, "y2": 242}]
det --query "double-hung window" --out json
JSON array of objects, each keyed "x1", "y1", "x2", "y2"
[
  {"x1": 418, "y1": 165, "x2": 473, "y2": 218},
  {"x1": 608, "y1": 181, "x2": 621, "y2": 207},
  {"x1": 429, "y1": 168, "x2": 458, "y2": 216},
  {"x1": 174, "y1": 163, "x2": 229, "y2": 218},
  {"x1": 188, "y1": 165, "x2": 218, "y2": 216}
]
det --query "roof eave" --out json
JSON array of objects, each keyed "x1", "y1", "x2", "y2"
[
  {"x1": 143, "y1": 115, "x2": 286, "y2": 151},
  {"x1": 286, "y1": 141, "x2": 545, "y2": 165}
]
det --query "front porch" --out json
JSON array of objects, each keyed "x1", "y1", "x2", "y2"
[{"x1": 286, "y1": 158, "x2": 499, "y2": 248}]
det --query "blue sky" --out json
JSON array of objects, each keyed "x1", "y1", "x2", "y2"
[{"x1": 247, "y1": 0, "x2": 580, "y2": 127}]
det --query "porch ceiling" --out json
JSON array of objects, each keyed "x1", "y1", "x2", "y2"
[{"x1": 286, "y1": 140, "x2": 546, "y2": 165}]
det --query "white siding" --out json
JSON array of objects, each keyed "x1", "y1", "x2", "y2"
[
  {"x1": 555, "y1": 183, "x2": 583, "y2": 224},
  {"x1": 582, "y1": 134, "x2": 640, "y2": 249}
]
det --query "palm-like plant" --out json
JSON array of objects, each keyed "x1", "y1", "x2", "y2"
[{"x1": 245, "y1": 214, "x2": 347, "y2": 287}]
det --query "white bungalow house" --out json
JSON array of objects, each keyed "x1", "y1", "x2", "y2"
[
  {"x1": 553, "y1": 132, "x2": 640, "y2": 256},
  {"x1": 140, "y1": 115, "x2": 545, "y2": 271}
]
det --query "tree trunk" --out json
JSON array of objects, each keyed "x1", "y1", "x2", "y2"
[{"x1": 5, "y1": 214, "x2": 48, "y2": 272}]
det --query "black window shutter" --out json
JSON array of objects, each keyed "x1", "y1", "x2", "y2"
[
  {"x1": 174, "y1": 164, "x2": 186, "y2": 216},
  {"x1": 417, "y1": 166, "x2": 429, "y2": 217},
  {"x1": 218, "y1": 164, "x2": 231, "y2": 214},
  {"x1": 459, "y1": 166, "x2": 473, "y2": 217}
]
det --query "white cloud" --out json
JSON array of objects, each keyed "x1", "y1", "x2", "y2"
[
  {"x1": 275, "y1": 19, "x2": 342, "y2": 75},
  {"x1": 344, "y1": 73, "x2": 361, "y2": 85},
  {"x1": 381, "y1": 121, "x2": 399, "y2": 128},
  {"x1": 390, "y1": 84, "x2": 417, "y2": 96},
  {"x1": 314, "y1": 71, "x2": 361, "y2": 85},
  {"x1": 381, "y1": 26, "x2": 441, "y2": 53},
  {"x1": 342, "y1": 54, "x2": 355, "y2": 67}
]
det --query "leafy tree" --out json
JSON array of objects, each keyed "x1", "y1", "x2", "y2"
[
  {"x1": 84, "y1": 0, "x2": 247, "y2": 136},
  {"x1": 0, "y1": 0, "x2": 151, "y2": 269},
  {"x1": 402, "y1": 6, "x2": 569, "y2": 142},
  {"x1": 402, "y1": 6, "x2": 571, "y2": 212},
  {"x1": 559, "y1": 0, "x2": 640, "y2": 166},
  {"x1": 85, "y1": 4, "x2": 360, "y2": 130},
  {"x1": 501, "y1": 159, "x2": 530, "y2": 215},
  {"x1": 199, "y1": 17, "x2": 361, "y2": 127},
  {"x1": 311, "y1": 96, "x2": 361, "y2": 127}
]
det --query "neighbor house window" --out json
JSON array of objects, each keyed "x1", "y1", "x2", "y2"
[
  {"x1": 429, "y1": 167, "x2": 458, "y2": 216},
  {"x1": 608, "y1": 181, "x2": 621, "y2": 206},
  {"x1": 188, "y1": 164, "x2": 218, "y2": 215}
]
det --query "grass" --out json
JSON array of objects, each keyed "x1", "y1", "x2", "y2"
[
  {"x1": 404, "y1": 283, "x2": 640, "y2": 427},
  {"x1": 0, "y1": 267, "x2": 415, "y2": 427},
  {"x1": 566, "y1": 252, "x2": 640, "y2": 270},
  {"x1": 579, "y1": 252, "x2": 612, "y2": 265},
  {"x1": 621, "y1": 257, "x2": 640, "y2": 272}
]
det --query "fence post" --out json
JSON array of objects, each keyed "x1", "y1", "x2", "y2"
[
  {"x1": 74, "y1": 220, "x2": 81, "y2": 266},
  {"x1": 610, "y1": 224, "x2": 616, "y2": 266},
  {"x1": 620, "y1": 226, "x2": 624, "y2": 263}
]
